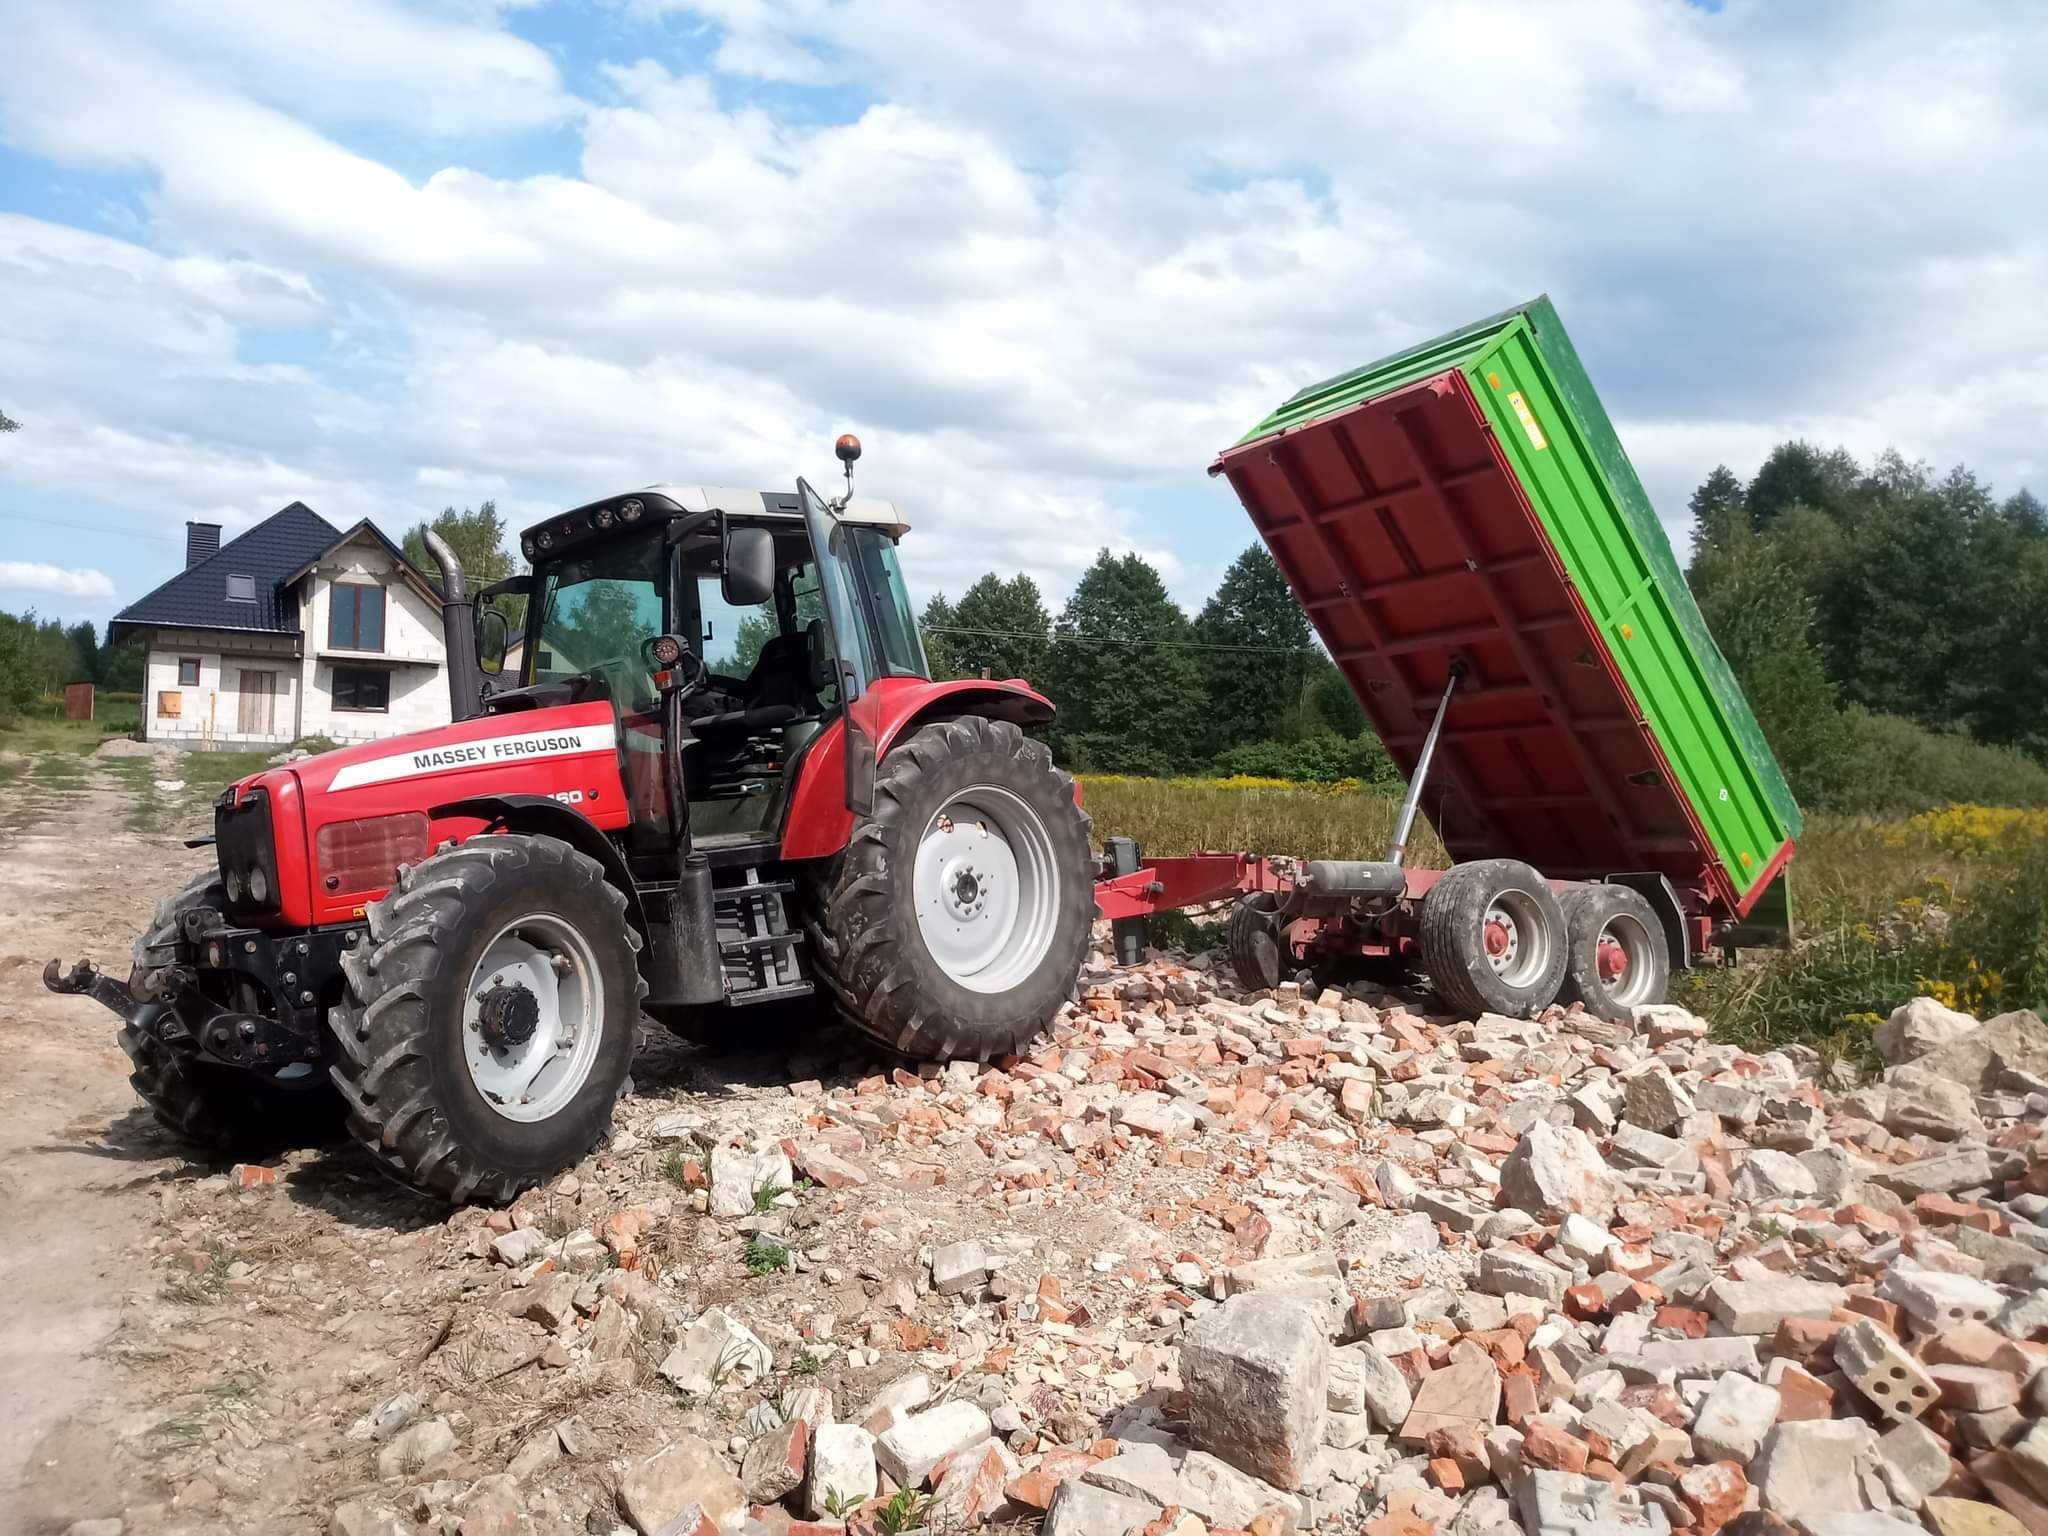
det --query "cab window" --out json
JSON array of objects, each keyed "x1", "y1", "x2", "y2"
[{"x1": 531, "y1": 527, "x2": 665, "y2": 708}]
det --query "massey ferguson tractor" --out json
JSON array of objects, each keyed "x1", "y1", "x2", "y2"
[{"x1": 49, "y1": 443, "x2": 1097, "y2": 1202}]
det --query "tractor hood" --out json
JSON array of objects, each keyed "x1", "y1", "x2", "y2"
[
  {"x1": 217, "y1": 702, "x2": 634, "y2": 929},
  {"x1": 286, "y1": 704, "x2": 623, "y2": 803}
]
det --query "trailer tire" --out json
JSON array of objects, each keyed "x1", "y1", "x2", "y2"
[
  {"x1": 1417, "y1": 859, "x2": 1568, "y2": 1019},
  {"x1": 1558, "y1": 885, "x2": 1670, "y2": 1023},
  {"x1": 808, "y1": 716, "x2": 1093, "y2": 1062},
  {"x1": 119, "y1": 873, "x2": 340, "y2": 1152},
  {"x1": 330, "y1": 834, "x2": 643, "y2": 1204},
  {"x1": 1226, "y1": 893, "x2": 1286, "y2": 993}
]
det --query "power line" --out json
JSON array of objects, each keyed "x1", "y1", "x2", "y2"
[
  {"x1": 924, "y1": 622, "x2": 1321, "y2": 657},
  {"x1": 7, "y1": 510, "x2": 184, "y2": 545}
]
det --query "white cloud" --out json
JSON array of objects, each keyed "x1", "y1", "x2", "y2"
[
  {"x1": 0, "y1": 562, "x2": 117, "y2": 600},
  {"x1": 0, "y1": 0, "x2": 2043, "y2": 626}
]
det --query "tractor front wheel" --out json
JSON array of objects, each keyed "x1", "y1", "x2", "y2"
[
  {"x1": 809, "y1": 716, "x2": 1094, "y2": 1061},
  {"x1": 120, "y1": 872, "x2": 340, "y2": 1152},
  {"x1": 330, "y1": 834, "x2": 642, "y2": 1203}
]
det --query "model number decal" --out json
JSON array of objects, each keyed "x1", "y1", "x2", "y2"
[{"x1": 327, "y1": 723, "x2": 617, "y2": 791}]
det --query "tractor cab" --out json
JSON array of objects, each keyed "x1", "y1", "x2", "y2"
[{"x1": 474, "y1": 468, "x2": 927, "y2": 865}]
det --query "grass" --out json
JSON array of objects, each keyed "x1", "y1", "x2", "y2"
[
  {"x1": 742, "y1": 1236, "x2": 791, "y2": 1277},
  {"x1": 1080, "y1": 774, "x2": 1445, "y2": 866},
  {"x1": 874, "y1": 1489, "x2": 934, "y2": 1535},
  {"x1": 750, "y1": 1175, "x2": 792, "y2": 1214}
]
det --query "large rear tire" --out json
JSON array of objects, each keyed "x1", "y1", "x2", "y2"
[
  {"x1": 808, "y1": 716, "x2": 1093, "y2": 1061},
  {"x1": 119, "y1": 872, "x2": 341, "y2": 1152},
  {"x1": 1558, "y1": 885, "x2": 1670, "y2": 1023},
  {"x1": 1417, "y1": 859, "x2": 1567, "y2": 1019},
  {"x1": 330, "y1": 834, "x2": 643, "y2": 1204}
]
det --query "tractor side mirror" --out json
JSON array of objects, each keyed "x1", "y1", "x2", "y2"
[
  {"x1": 476, "y1": 607, "x2": 510, "y2": 675},
  {"x1": 723, "y1": 524, "x2": 775, "y2": 608}
]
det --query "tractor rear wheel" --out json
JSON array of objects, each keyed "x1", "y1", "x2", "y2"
[
  {"x1": 1558, "y1": 884, "x2": 1670, "y2": 1023},
  {"x1": 330, "y1": 834, "x2": 643, "y2": 1203},
  {"x1": 808, "y1": 716, "x2": 1093, "y2": 1061},
  {"x1": 1417, "y1": 858, "x2": 1568, "y2": 1019},
  {"x1": 119, "y1": 872, "x2": 340, "y2": 1152}
]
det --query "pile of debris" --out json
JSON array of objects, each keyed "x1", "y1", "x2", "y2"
[{"x1": 131, "y1": 936, "x2": 2048, "y2": 1536}]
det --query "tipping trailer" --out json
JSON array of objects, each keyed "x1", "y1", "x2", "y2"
[{"x1": 1098, "y1": 297, "x2": 1800, "y2": 1021}]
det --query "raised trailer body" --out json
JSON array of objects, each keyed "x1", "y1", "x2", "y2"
[{"x1": 1111, "y1": 300, "x2": 1801, "y2": 1017}]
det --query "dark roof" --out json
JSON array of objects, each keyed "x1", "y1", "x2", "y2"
[{"x1": 112, "y1": 502, "x2": 340, "y2": 643}]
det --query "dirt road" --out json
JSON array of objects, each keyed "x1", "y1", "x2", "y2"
[{"x1": 0, "y1": 759, "x2": 197, "y2": 1531}]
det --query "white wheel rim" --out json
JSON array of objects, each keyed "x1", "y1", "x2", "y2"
[
  {"x1": 1482, "y1": 888, "x2": 1555, "y2": 990},
  {"x1": 1598, "y1": 911, "x2": 1660, "y2": 1007},
  {"x1": 913, "y1": 785, "x2": 1060, "y2": 994},
  {"x1": 462, "y1": 913, "x2": 605, "y2": 1123}
]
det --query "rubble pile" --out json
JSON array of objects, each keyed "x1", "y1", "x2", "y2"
[{"x1": 128, "y1": 943, "x2": 2048, "y2": 1536}]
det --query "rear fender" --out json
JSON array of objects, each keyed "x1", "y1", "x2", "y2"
[
  {"x1": 430, "y1": 794, "x2": 645, "y2": 936},
  {"x1": 778, "y1": 678, "x2": 1055, "y2": 861}
]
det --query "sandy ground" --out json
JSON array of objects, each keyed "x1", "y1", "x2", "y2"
[{"x1": 0, "y1": 758, "x2": 200, "y2": 1531}]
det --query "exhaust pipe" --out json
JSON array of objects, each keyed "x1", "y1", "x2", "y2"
[{"x1": 423, "y1": 529, "x2": 485, "y2": 722}]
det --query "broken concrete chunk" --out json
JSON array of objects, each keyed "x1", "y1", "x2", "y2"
[
  {"x1": 1706, "y1": 1277, "x2": 1847, "y2": 1336},
  {"x1": 1500, "y1": 1120, "x2": 1621, "y2": 1223},
  {"x1": 1691, "y1": 1371, "x2": 1782, "y2": 1463},
  {"x1": 1181, "y1": 1291, "x2": 1329, "y2": 1491},
  {"x1": 874, "y1": 1401, "x2": 994, "y2": 1490},
  {"x1": 1876, "y1": 998, "x2": 1981, "y2": 1066}
]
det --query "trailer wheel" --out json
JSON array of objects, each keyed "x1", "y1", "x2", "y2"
[
  {"x1": 1417, "y1": 859, "x2": 1568, "y2": 1018},
  {"x1": 1226, "y1": 893, "x2": 1285, "y2": 993},
  {"x1": 808, "y1": 716, "x2": 1093, "y2": 1062},
  {"x1": 330, "y1": 834, "x2": 643, "y2": 1204},
  {"x1": 119, "y1": 872, "x2": 340, "y2": 1152},
  {"x1": 1559, "y1": 885, "x2": 1670, "y2": 1023}
]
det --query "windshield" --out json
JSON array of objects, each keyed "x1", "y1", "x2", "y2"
[
  {"x1": 531, "y1": 527, "x2": 665, "y2": 709},
  {"x1": 843, "y1": 526, "x2": 929, "y2": 680}
]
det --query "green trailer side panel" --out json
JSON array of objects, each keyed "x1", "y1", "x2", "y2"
[{"x1": 1228, "y1": 297, "x2": 1799, "y2": 911}]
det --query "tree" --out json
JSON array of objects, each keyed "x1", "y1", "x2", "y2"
[
  {"x1": 919, "y1": 593, "x2": 960, "y2": 678},
  {"x1": 402, "y1": 502, "x2": 514, "y2": 592},
  {"x1": 1192, "y1": 545, "x2": 1315, "y2": 749},
  {"x1": 0, "y1": 408, "x2": 18, "y2": 432},
  {"x1": 1685, "y1": 466, "x2": 1747, "y2": 567},
  {"x1": 1691, "y1": 543, "x2": 1847, "y2": 805},
  {"x1": 1745, "y1": 441, "x2": 1858, "y2": 529},
  {"x1": 1043, "y1": 551, "x2": 1205, "y2": 774},
  {"x1": 65, "y1": 620, "x2": 98, "y2": 685},
  {"x1": 943, "y1": 574, "x2": 1051, "y2": 685}
]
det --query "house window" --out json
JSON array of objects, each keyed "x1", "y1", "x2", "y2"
[
  {"x1": 177, "y1": 657, "x2": 201, "y2": 686},
  {"x1": 226, "y1": 574, "x2": 256, "y2": 602},
  {"x1": 329, "y1": 584, "x2": 386, "y2": 651},
  {"x1": 332, "y1": 666, "x2": 390, "y2": 712}
]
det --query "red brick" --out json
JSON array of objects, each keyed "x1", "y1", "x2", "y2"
[
  {"x1": 1522, "y1": 1420, "x2": 1591, "y2": 1474},
  {"x1": 1679, "y1": 1461, "x2": 1750, "y2": 1536},
  {"x1": 1772, "y1": 1363, "x2": 1835, "y2": 1421},
  {"x1": 1655, "y1": 1306, "x2": 1711, "y2": 1338},
  {"x1": 231, "y1": 1163, "x2": 276, "y2": 1188}
]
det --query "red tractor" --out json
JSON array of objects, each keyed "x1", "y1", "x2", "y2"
[{"x1": 48, "y1": 444, "x2": 1098, "y2": 1202}]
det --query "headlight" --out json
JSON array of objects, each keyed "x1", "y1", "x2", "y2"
[
  {"x1": 619, "y1": 499, "x2": 642, "y2": 523},
  {"x1": 537, "y1": 530, "x2": 554, "y2": 550},
  {"x1": 522, "y1": 536, "x2": 536, "y2": 559},
  {"x1": 594, "y1": 506, "x2": 615, "y2": 530},
  {"x1": 248, "y1": 866, "x2": 269, "y2": 905}
]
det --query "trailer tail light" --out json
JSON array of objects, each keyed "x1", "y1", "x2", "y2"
[{"x1": 316, "y1": 812, "x2": 430, "y2": 895}]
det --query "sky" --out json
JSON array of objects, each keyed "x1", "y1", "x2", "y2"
[{"x1": 1, "y1": 0, "x2": 2043, "y2": 630}]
